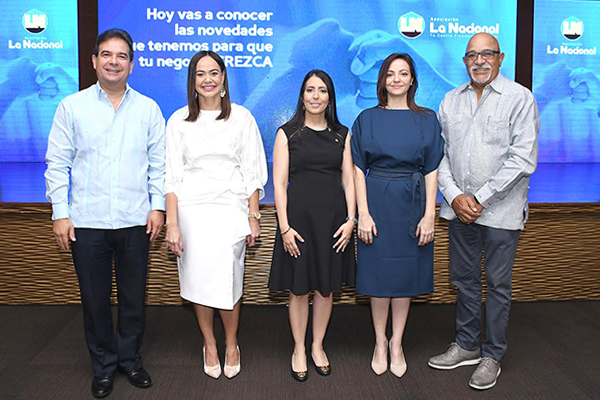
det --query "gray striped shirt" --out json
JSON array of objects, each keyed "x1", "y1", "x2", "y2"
[{"x1": 438, "y1": 73, "x2": 539, "y2": 230}]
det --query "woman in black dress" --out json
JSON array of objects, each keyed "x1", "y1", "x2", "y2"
[{"x1": 269, "y1": 70, "x2": 356, "y2": 382}]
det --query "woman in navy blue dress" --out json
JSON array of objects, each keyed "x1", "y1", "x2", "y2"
[{"x1": 351, "y1": 53, "x2": 444, "y2": 378}]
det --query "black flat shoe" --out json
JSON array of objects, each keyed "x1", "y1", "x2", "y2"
[
  {"x1": 314, "y1": 363, "x2": 331, "y2": 376},
  {"x1": 291, "y1": 367, "x2": 308, "y2": 382},
  {"x1": 120, "y1": 367, "x2": 152, "y2": 388},
  {"x1": 91, "y1": 375, "x2": 113, "y2": 398},
  {"x1": 311, "y1": 351, "x2": 331, "y2": 376}
]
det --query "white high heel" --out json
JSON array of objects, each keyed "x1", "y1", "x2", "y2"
[
  {"x1": 224, "y1": 345, "x2": 241, "y2": 379},
  {"x1": 203, "y1": 347, "x2": 222, "y2": 379}
]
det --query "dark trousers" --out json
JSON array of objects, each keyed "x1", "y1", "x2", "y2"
[
  {"x1": 448, "y1": 219, "x2": 520, "y2": 361},
  {"x1": 71, "y1": 226, "x2": 150, "y2": 377}
]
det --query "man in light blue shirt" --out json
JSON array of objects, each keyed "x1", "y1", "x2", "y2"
[{"x1": 45, "y1": 29, "x2": 165, "y2": 398}]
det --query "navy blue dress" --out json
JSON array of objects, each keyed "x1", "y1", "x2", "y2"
[{"x1": 351, "y1": 107, "x2": 444, "y2": 297}]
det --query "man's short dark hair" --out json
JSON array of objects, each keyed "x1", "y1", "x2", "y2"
[{"x1": 94, "y1": 28, "x2": 134, "y2": 61}]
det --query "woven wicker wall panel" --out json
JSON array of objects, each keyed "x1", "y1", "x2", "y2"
[{"x1": 1, "y1": 203, "x2": 599, "y2": 305}]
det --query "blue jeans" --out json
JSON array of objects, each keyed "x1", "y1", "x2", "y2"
[{"x1": 448, "y1": 219, "x2": 520, "y2": 361}]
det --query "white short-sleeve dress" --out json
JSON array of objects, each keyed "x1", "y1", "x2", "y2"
[{"x1": 165, "y1": 104, "x2": 268, "y2": 309}]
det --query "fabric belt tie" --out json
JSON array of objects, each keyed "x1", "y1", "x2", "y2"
[{"x1": 367, "y1": 167, "x2": 425, "y2": 239}]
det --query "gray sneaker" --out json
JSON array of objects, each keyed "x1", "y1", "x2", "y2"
[
  {"x1": 469, "y1": 357, "x2": 501, "y2": 390},
  {"x1": 428, "y1": 342, "x2": 481, "y2": 370}
]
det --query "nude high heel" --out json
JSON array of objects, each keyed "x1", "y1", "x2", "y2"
[
  {"x1": 389, "y1": 342, "x2": 407, "y2": 378},
  {"x1": 224, "y1": 346, "x2": 241, "y2": 379},
  {"x1": 371, "y1": 342, "x2": 388, "y2": 375},
  {"x1": 203, "y1": 347, "x2": 222, "y2": 379}
]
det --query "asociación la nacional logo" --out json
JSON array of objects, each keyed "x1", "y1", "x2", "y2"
[
  {"x1": 22, "y1": 9, "x2": 48, "y2": 34},
  {"x1": 399, "y1": 12, "x2": 425, "y2": 39},
  {"x1": 561, "y1": 16, "x2": 583, "y2": 40}
]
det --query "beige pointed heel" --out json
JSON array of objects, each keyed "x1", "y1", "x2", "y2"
[
  {"x1": 389, "y1": 342, "x2": 407, "y2": 378},
  {"x1": 224, "y1": 345, "x2": 241, "y2": 379},
  {"x1": 371, "y1": 342, "x2": 388, "y2": 375},
  {"x1": 203, "y1": 347, "x2": 222, "y2": 379}
]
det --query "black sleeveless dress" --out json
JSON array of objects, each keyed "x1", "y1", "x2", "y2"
[{"x1": 269, "y1": 124, "x2": 356, "y2": 296}]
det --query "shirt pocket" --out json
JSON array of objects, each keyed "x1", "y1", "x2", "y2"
[
  {"x1": 444, "y1": 114, "x2": 465, "y2": 144},
  {"x1": 74, "y1": 116, "x2": 107, "y2": 152},
  {"x1": 78, "y1": 130, "x2": 105, "y2": 154},
  {"x1": 484, "y1": 118, "x2": 510, "y2": 147}
]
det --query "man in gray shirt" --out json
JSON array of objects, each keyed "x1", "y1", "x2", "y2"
[{"x1": 428, "y1": 33, "x2": 539, "y2": 390}]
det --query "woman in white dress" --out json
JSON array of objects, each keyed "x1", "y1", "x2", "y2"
[{"x1": 164, "y1": 51, "x2": 268, "y2": 380}]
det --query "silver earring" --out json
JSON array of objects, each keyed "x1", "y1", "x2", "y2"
[
  {"x1": 220, "y1": 87, "x2": 226, "y2": 98},
  {"x1": 195, "y1": 91, "x2": 198, "y2": 99}
]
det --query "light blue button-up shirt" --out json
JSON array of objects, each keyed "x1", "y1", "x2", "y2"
[{"x1": 45, "y1": 82, "x2": 166, "y2": 229}]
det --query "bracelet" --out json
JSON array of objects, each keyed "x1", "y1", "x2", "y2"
[
  {"x1": 346, "y1": 217, "x2": 358, "y2": 223},
  {"x1": 281, "y1": 227, "x2": 292, "y2": 235}
]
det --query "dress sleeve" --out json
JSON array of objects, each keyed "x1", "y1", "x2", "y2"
[
  {"x1": 164, "y1": 113, "x2": 185, "y2": 196},
  {"x1": 240, "y1": 110, "x2": 268, "y2": 200},
  {"x1": 351, "y1": 113, "x2": 368, "y2": 174},
  {"x1": 422, "y1": 113, "x2": 445, "y2": 174}
]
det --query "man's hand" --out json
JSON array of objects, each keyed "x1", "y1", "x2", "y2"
[
  {"x1": 451, "y1": 194, "x2": 482, "y2": 224},
  {"x1": 146, "y1": 210, "x2": 164, "y2": 242},
  {"x1": 53, "y1": 218, "x2": 75, "y2": 251}
]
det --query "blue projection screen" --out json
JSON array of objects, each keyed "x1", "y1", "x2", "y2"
[
  {"x1": 533, "y1": 0, "x2": 600, "y2": 163},
  {"x1": 0, "y1": 0, "x2": 79, "y2": 162},
  {"x1": 99, "y1": 0, "x2": 517, "y2": 160}
]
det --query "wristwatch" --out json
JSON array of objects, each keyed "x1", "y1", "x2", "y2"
[{"x1": 248, "y1": 212, "x2": 261, "y2": 220}]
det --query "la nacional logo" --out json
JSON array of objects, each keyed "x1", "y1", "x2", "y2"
[
  {"x1": 399, "y1": 12, "x2": 425, "y2": 39},
  {"x1": 22, "y1": 9, "x2": 48, "y2": 34},
  {"x1": 561, "y1": 16, "x2": 583, "y2": 40}
]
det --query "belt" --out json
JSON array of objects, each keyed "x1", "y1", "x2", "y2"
[{"x1": 367, "y1": 167, "x2": 425, "y2": 239}]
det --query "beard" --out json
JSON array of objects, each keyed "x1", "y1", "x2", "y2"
[{"x1": 470, "y1": 65, "x2": 492, "y2": 84}]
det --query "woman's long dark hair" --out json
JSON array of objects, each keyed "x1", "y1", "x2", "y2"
[
  {"x1": 376, "y1": 53, "x2": 429, "y2": 114},
  {"x1": 185, "y1": 51, "x2": 231, "y2": 122},
  {"x1": 285, "y1": 70, "x2": 343, "y2": 133}
]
